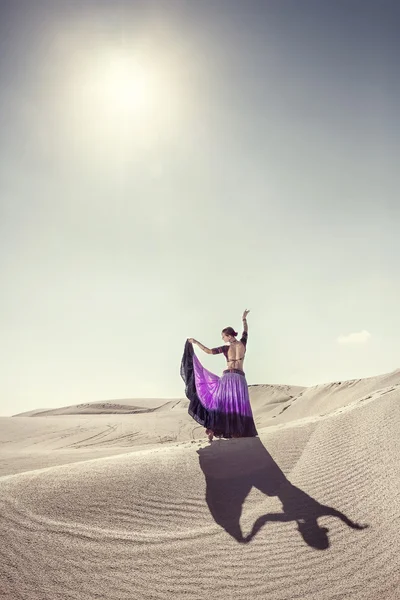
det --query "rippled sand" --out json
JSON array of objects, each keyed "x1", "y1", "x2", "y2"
[{"x1": 1, "y1": 370, "x2": 399, "y2": 599}]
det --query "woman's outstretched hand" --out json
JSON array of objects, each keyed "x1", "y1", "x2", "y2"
[
  {"x1": 187, "y1": 338, "x2": 196, "y2": 344},
  {"x1": 242, "y1": 309, "x2": 250, "y2": 319}
]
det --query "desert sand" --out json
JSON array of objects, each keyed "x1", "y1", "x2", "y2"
[{"x1": 1, "y1": 369, "x2": 399, "y2": 599}]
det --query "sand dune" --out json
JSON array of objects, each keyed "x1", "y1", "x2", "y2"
[
  {"x1": 1, "y1": 369, "x2": 399, "y2": 599},
  {"x1": 12, "y1": 397, "x2": 184, "y2": 417}
]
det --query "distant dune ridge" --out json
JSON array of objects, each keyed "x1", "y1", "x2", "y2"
[{"x1": 1, "y1": 368, "x2": 399, "y2": 599}]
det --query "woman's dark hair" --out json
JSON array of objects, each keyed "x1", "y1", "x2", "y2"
[{"x1": 222, "y1": 326, "x2": 238, "y2": 337}]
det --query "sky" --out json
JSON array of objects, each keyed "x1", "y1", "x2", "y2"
[{"x1": 1, "y1": 0, "x2": 399, "y2": 416}]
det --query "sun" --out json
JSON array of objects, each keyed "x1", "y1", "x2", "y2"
[
  {"x1": 56, "y1": 35, "x2": 182, "y2": 157},
  {"x1": 94, "y1": 51, "x2": 152, "y2": 117},
  {"x1": 67, "y1": 44, "x2": 174, "y2": 135}
]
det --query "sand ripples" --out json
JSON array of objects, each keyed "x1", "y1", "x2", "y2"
[{"x1": 1, "y1": 386, "x2": 399, "y2": 599}]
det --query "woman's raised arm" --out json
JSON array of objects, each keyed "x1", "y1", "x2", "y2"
[
  {"x1": 242, "y1": 309, "x2": 250, "y2": 333},
  {"x1": 240, "y1": 309, "x2": 250, "y2": 345},
  {"x1": 187, "y1": 338, "x2": 213, "y2": 354}
]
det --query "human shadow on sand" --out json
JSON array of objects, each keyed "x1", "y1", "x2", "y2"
[{"x1": 197, "y1": 437, "x2": 368, "y2": 548}]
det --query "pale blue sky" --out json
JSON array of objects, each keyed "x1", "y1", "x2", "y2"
[{"x1": 1, "y1": 0, "x2": 399, "y2": 416}]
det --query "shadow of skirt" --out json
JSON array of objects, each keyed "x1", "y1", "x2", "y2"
[{"x1": 184, "y1": 349, "x2": 258, "y2": 438}]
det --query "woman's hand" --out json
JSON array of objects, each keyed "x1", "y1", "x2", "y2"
[
  {"x1": 242, "y1": 309, "x2": 250, "y2": 320},
  {"x1": 187, "y1": 338, "x2": 197, "y2": 344}
]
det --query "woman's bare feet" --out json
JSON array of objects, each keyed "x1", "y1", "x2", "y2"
[{"x1": 205, "y1": 428, "x2": 214, "y2": 442}]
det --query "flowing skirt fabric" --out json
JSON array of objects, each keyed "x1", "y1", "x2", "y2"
[{"x1": 180, "y1": 341, "x2": 258, "y2": 438}]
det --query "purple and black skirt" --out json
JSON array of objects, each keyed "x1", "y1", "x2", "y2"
[{"x1": 180, "y1": 341, "x2": 258, "y2": 438}]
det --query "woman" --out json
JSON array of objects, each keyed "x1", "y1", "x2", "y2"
[{"x1": 180, "y1": 309, "x2": 257, "y2": 442}]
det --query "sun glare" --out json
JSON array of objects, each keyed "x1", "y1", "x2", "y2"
[
  {"x1": 49, "y1": 23, "x2": 186, "y2": 162},
  {"x1": 91, "y1": 52, "x2": 153, "y2": 117},
  {"x1": 61, "y1": 41, "x2": 180, "y2": 153}
]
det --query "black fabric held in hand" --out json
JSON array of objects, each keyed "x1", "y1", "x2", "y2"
[{"x1": 180, "y1": 340, "x2": 212, "y2": 428}]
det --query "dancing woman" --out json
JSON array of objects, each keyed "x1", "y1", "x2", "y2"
[{"x1": 180, "y1": 309, "x2": 257, "y2": 442}]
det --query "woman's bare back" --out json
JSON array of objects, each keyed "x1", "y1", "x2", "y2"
[{"x1": 226, "y1": 340, "x2": 246, "y2": 369}]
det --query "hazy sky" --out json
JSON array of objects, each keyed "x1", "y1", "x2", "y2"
[{"x1": 1, "y1": 0, "x2": 399, "y2": 416}]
